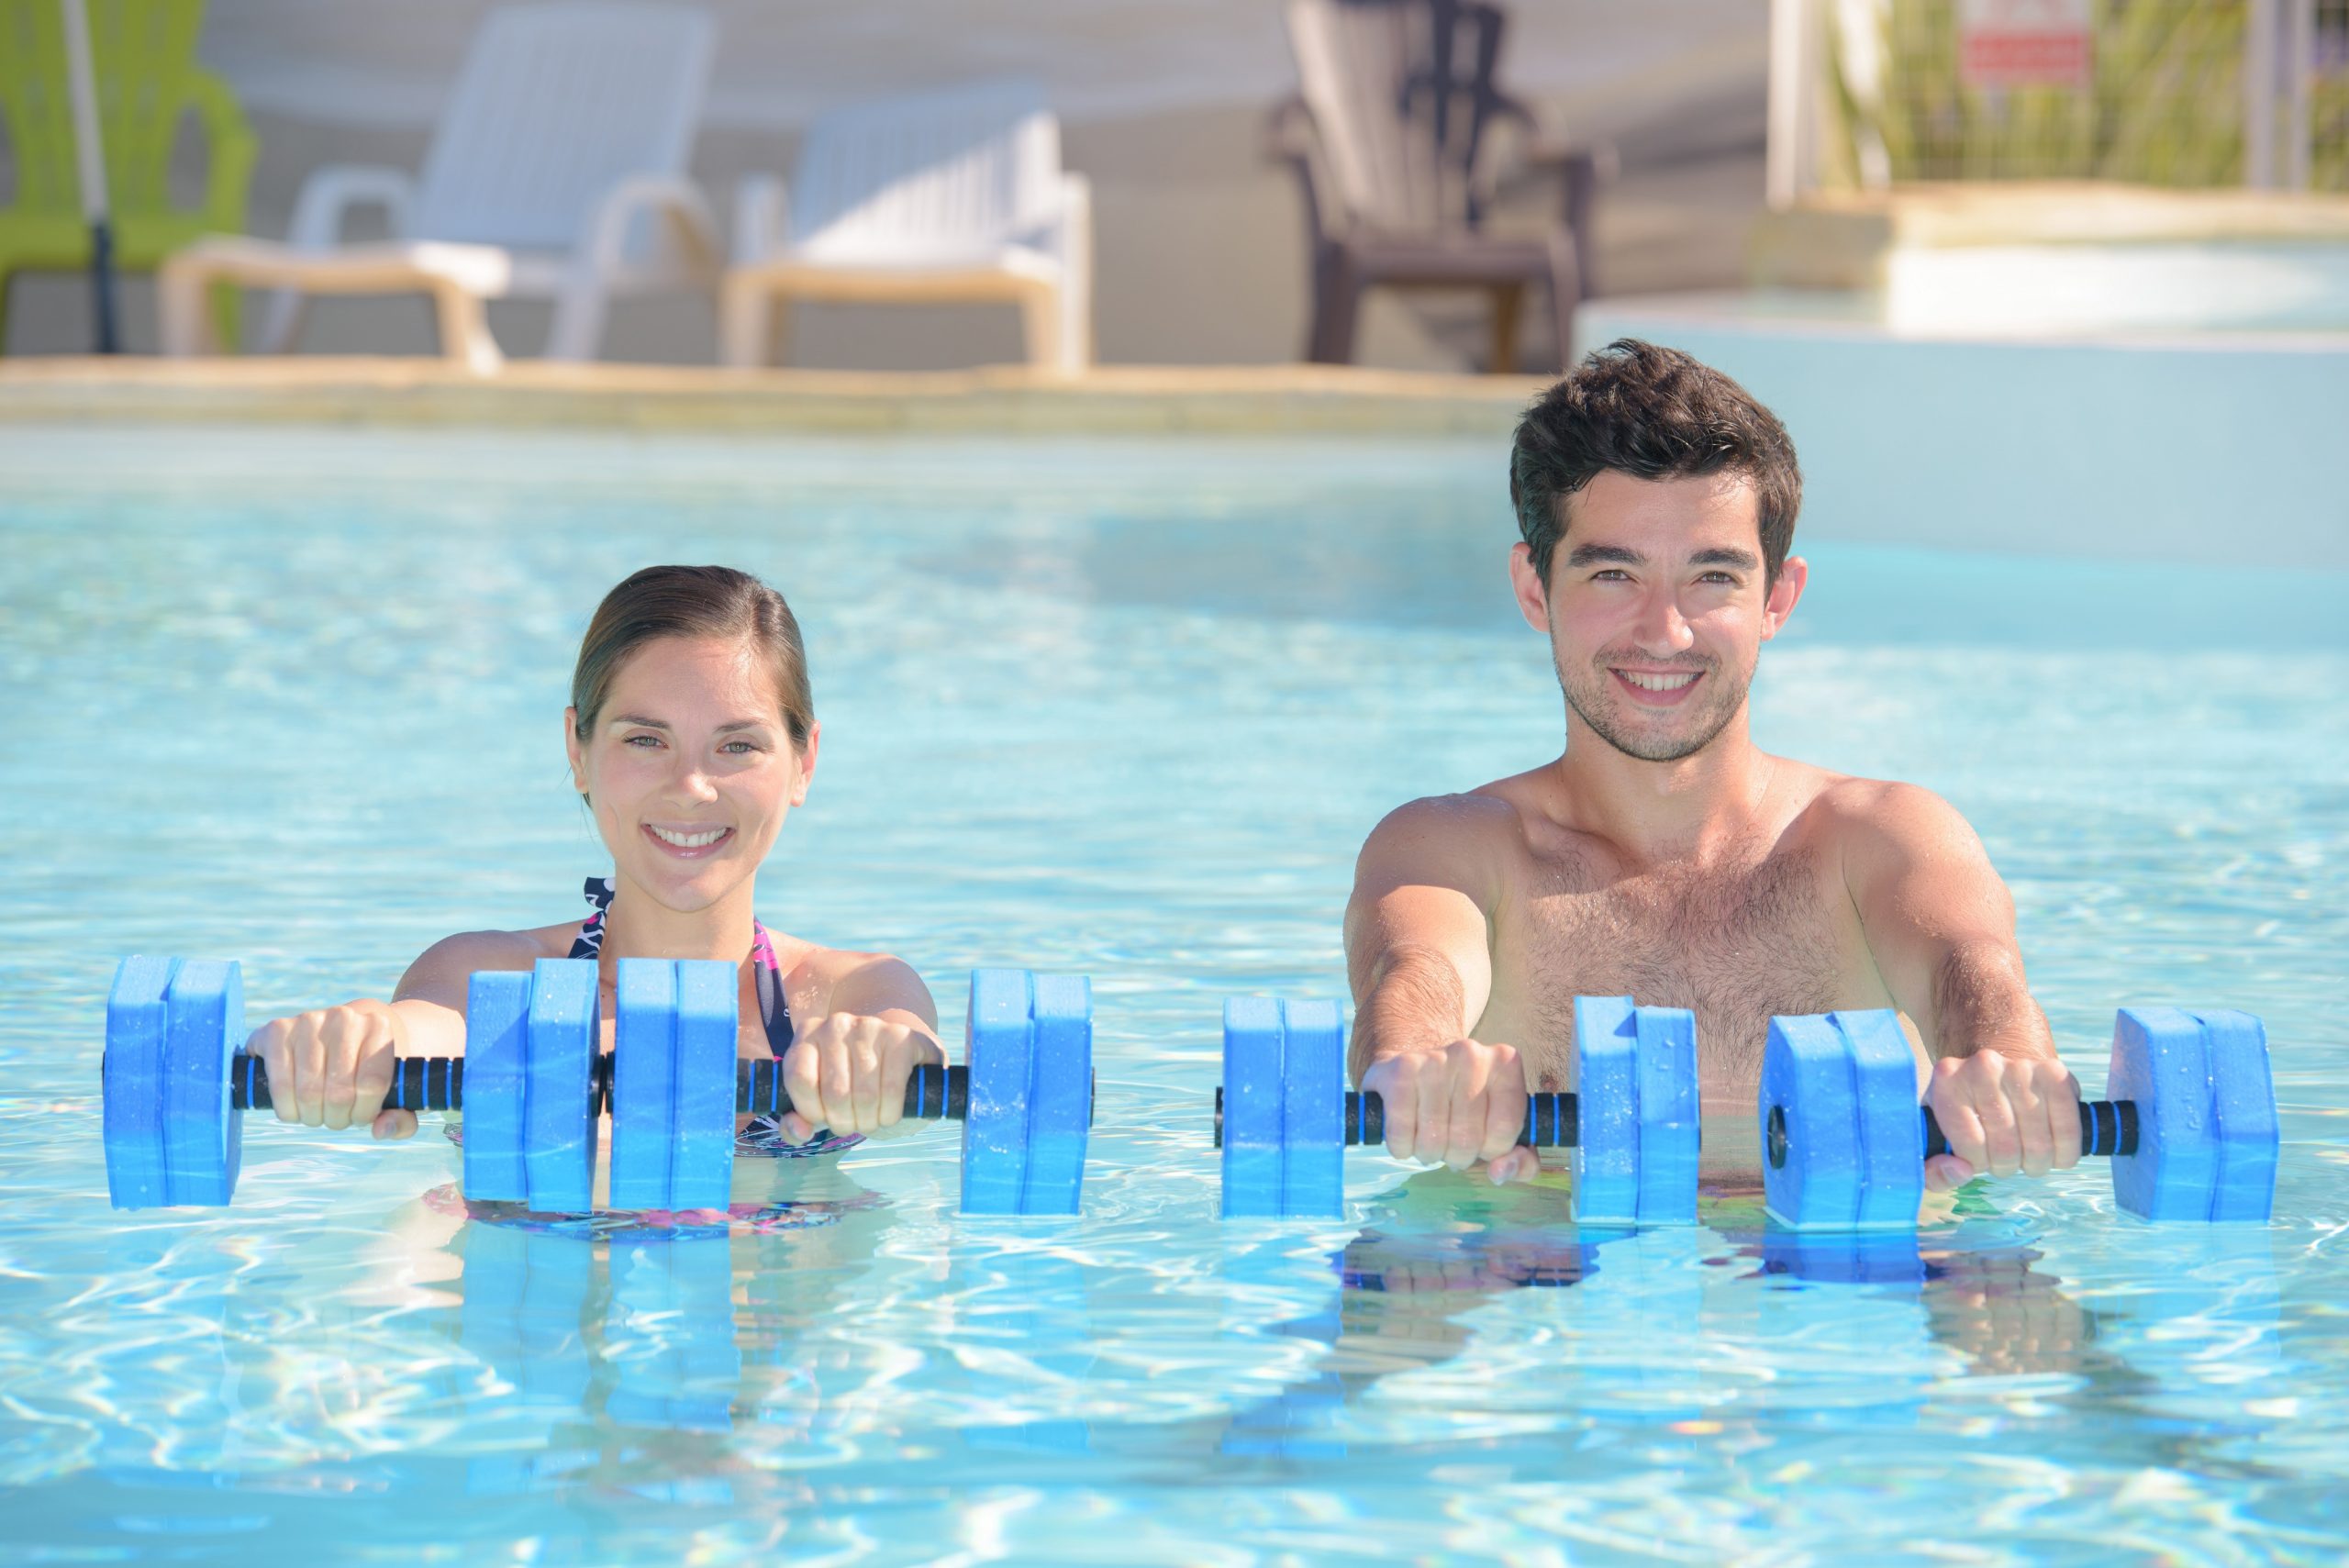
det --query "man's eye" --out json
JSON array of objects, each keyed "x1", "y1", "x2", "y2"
[
  {"x1": 1698, "y1": 572, "x2": 1738, "y2": 585},
  {"x1": 1592, "y1": 569, "x2": 1631, "y2": 582}
]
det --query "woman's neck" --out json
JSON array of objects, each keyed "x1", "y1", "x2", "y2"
[{"x1": 598, "y1": 876, "x2": 759, "y2": 962}]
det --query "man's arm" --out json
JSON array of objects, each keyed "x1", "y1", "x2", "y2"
[
  {"x1": 1343, "y1": 796, "x2": 1536, "y2": 1183},
  {"x1": 1838, "y1": 783, "x2": 2081, "y2": 1190}
]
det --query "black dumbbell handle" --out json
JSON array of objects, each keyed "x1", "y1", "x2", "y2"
[
  {"x1": 1215, "y1": 1088, "x2": 1578, "y2": 1149},
  {"x1": 1921, "y1": 1099, "x2": 2138, "y2": 1160},
  {"x1": 221, "y1": 1052, "x2": 967, "y2": 1120}
]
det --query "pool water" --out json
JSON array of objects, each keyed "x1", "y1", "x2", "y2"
[{"x1": 2, "y1": 426, "x2": 2344, "y2": 1564}]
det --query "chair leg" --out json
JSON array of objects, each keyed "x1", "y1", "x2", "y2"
[
  {"x1": 429, "y1": 281, "x2": 504, "y2": 374},
  {"x1": 259, "y1": 286, "x2": 307, "y2": 353},
  {"x1": 157, "y1": 256, "x2": 216, "y2": 355},
  {"x1": 1019, "y1": 281, "x2": 1063, "y2": 373},
  {"x1": 545, "y1": 277, "x2": 609, "y2": 361},
  {"x1": 1058, "y1": 262, "x2": 1092, "y2": 373},
  {"x1": 1489, "y1": 282, "x2": 1524, "y2": 375},
  {"x1": 210, "y1": 281, "x2": 243, "y2": 355},
  {"x1": 1545, "y1": 231, "x2": 1581, "y2": 369},
  {"x1": 719, "y1": 274, "x2": 783, "y2": 368},
  {"x1": 1306, "y1": 250, "x2": 1362, "y2": 365}
]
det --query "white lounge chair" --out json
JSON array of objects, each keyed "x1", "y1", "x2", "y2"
[
  {"x1": 158, "y1": 2, "x2": 719, "y2": 372},
  {"x1": 721, "y1": 80, "x2": 1092, "y2": 373}
]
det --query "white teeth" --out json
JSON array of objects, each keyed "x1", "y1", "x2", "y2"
[
  {"x1": 1621, "y1": 671, "x2": 1698, "y2": 692},
  {"x1": 651, "y1": 826, "x2": 729, "y2": 848}
]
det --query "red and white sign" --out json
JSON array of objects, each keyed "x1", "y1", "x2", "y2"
[{"x1": 1958, "y1": 0, "x2": 2094, "y2": 90}]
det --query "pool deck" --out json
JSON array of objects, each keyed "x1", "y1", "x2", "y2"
[{"x1": 0, "y1": 358, "x2": 1542, "y2": 438}]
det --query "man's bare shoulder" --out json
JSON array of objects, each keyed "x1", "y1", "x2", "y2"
[
  {"x1": 1798, "y1": 772, "x2": 1985, "y2": 866},
  {"x1": 1355, "y1": 777, "x2": 1555, "y2": 906}
]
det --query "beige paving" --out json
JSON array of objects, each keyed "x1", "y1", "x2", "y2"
[{"x1": 0, "y1": 356, "x2": 1543, "y2": 437}]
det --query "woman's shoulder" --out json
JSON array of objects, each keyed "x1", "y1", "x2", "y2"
[{"x1": 395, "y1": 924, "x2": 578, "y2": 999}]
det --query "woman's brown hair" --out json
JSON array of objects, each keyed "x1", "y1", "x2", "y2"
[{"x1": 571, "y1": 565, "x2": 814, "y2": 748}]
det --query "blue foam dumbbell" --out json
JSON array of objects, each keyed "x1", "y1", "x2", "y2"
[
  {"x1": 609, "y1": 959, "x2": 737, "y2": 1212},
  {"x1": 103, "y1": 955, "x2": 244, "y2": 1207},
  {"x1": 1570, "y1": 995, "x2": 1700, "y2": 1227},
  {"x1": 961, "y1": 968, "x2": 1094, "y2": 1216},
  {"x1": 461, "y1": 958, "x2": 603, "y2": 1212},
  {"x1": 1219, "y1": 997, "x2": 1344, "y2": 1218},
  {"x1": 1212, "y1": 994, "x2": 1699, "y2": 1225},
  {"x1": 104, "y1": 955, "x2": 1090, "y2": 1217},
  {"x1": 1760, "y1": 1005, "x2": 2281, "y2": 1230}
]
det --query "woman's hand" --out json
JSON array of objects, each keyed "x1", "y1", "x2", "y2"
[
  {"x1": 246, "y1": 1000, "x2": 418, "y2": 1140},
  {"x1": 777, "y1": 1013, "x2": 947, "y2": 1142}
]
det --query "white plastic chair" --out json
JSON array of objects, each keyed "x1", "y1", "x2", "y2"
[
  {"x1": 721, "y1": 80, "x2": 1093, "y2": 373},
  {"x1": 158, "y1": 2, "x2": 719, "y2": 371}
]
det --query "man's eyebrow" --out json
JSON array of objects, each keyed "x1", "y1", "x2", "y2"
[
  {"x1": 1691, "y1": 547, "x2": 1761, "y2": 570},
  {"x1": 1564, "y1": 542, "x2": 1644, "y2": 567}
]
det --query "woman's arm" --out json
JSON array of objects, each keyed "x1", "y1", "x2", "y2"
[{"x1": 248, "y1": 929, "x2": 546, "y2": 1140}]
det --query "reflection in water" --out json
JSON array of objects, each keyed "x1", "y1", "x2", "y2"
[{"x1": 1206, "y1": 1166, "x2": 2295, "y2": 1466}]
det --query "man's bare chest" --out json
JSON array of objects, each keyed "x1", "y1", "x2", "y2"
[{"x1": 1487, "y1": 851, "x2": 1862, "y2": 1085}]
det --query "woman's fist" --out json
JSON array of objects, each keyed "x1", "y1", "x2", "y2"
[
  {"x1": 246, "y1": 1000, "x2": 417, "y2": 1140},
  {"x1": 776, "y1": 1013, "x2": 947, "y2": 1142}
]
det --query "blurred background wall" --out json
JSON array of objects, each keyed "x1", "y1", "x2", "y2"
[{"x1": 5, "y1": 0, "x2": 1772, "y2": 369}]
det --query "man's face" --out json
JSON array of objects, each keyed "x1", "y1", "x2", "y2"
[{"x1": 1508, "y1": 470, "x2": 1806, "y2": 763}]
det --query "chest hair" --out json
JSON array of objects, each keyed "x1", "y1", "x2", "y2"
[{"x1": 1505, "y1": 844, "x2": 1851, "y2": 1088}]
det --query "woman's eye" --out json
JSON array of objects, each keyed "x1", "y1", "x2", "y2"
[
  {"x1": 720, "y1": 740, "x2": 760, "y2": 755},
  {"x1": 623, "y1": 734, "x2": 662, "y2": 749}
]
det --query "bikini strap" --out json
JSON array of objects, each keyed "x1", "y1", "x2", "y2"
[{"x1": 568, "y1": 876, "x2": 792, "y2": 1053}]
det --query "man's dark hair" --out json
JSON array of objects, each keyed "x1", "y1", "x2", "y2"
[{"x1": 1509, "y1": 339, "x2": 1802, "y2": 586}]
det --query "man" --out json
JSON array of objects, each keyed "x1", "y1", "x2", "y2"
[{"x1": 1347, "y1": 339, "x2": 2079, "y2": 1192}]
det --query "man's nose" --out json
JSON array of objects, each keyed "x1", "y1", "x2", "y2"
[{"x1": 1630, "y1": 584, "x2": 1697, "y2": 654}]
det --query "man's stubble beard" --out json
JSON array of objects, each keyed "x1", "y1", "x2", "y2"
[{"x1": 1553, "y1": 639, "x2": 1754, "y2": 764}]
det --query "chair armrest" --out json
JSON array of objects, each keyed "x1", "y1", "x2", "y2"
[
  {"x1": 732, "y1": 173, "x2": 791, "y2": 266},
  {"x1": 1264, "y1": 95, "x2": 1339, "y2": 246},
  {"x1": 576, "y1": 174, "x2": 722, "y2": 279},
  {"x1": 286, "y1": 165, "x2": 418, "y2": 248},
  {"x1": 182, "y1": 71, "x2": 258, "y2": 233},
  {"x1": 1263, "y1": 95, "x2": 1319, "y2": 167},
  {"x1": 1487, "y1": 92, "x2": 1618, "y2": 181}
]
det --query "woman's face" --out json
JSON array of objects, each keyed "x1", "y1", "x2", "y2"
[{"x1": 564, "y1": 635, "x2": 817, "y2": 914}]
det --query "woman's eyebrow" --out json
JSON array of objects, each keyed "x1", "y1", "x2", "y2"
[{"x1": 607, "y1": 713, "x2": 669, "y2": 729}]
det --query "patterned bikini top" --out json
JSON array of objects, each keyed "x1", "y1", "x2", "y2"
[{"x1": 569, "y1": 876, "x2": 857, "y2": 1158}]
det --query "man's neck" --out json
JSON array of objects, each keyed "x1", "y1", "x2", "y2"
[
  {"x1": 1552, "y1": 712, "x2": 1777, "y2": 865},
  {"x1": 599, "y1": 878, "x2": 759, "y2": 962}
]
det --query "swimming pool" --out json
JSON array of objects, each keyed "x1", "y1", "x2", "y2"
[{"x1": 2, "y1": 423, "x2": 2344, "y2": 1563}]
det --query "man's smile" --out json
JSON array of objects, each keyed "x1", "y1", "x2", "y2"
[{"x1": 1609, "y1": 666, "x2": 1704, "y2": 706}]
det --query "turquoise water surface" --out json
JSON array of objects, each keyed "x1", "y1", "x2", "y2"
[{"x1": 2, "y1": 426, "x2": 2345, "y2": 1563}]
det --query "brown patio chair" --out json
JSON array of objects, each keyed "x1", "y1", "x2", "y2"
[{"x1": 1270, "y1": 0, "x2": 1603, "y2": 372}]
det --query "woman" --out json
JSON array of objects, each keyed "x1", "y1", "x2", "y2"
[{"x1": 249, "y1": 564, "x2": 942, "y2": 1158}]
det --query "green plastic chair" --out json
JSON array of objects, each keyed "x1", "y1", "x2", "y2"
[{"x1": 0, "y1": 0, "x2": 255, "y2": 350}]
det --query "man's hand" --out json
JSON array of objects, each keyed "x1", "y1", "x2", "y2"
[
  {"x1": 1922, "y1": 1050, "x2": 2083, "y2": 1192},
  {"x1": 1359, "y1": 1039, "x2": 1538, "y2": 1184},
  {"x1": 777, "y1": 1013, "x2": 945, "y2": 1143}
]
